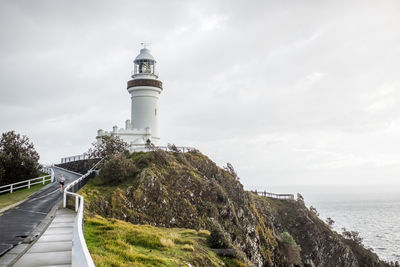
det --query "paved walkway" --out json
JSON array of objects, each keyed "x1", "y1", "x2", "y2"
[
  {"x1": 13, "y1": 208, "x2": 76, "y2": 267},
  {"x1": 0, "y1": 168, "x2": 81, "y2": 263}
]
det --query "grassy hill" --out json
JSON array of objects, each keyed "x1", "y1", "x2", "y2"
[{"x1": 79, "y1": 150, "x2": 390, "y2": 266}]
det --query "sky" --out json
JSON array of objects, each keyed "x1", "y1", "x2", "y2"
[{"x1": 1, "y1": 0, "x2": 400, "y2": 189}]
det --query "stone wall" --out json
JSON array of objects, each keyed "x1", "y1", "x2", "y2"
[{"x1": 56, "y1": 158, "x2": 100, "y2": 174}]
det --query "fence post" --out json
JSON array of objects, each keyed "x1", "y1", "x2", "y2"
[
  {"x1": 75, "y1": 196, "x2": 79, "y2": 212},
  {"x1": 28, "y1": 180, "x2": 31, "y2": 189},
  {"x1": 43, "y1": 176, "x2": 45, "y2": 184},
  {"x1": 63, "y1": 191, "x2": 67, "y2": 208},
  {"x1": 10, "y1": 184, "x2": 13, "y2": 193}
]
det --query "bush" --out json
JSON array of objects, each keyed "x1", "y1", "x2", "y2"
[
  {"x1": 98, "y1": 154, "x2": 137, "y2": 185},
  {"x1": 207, "y1": 219, "x2": 232, "y2": 249},
  {"x1": 0, "y1": 131, "x2": 40, "y2": 186},
  {"x1": 341, "y1": 227, "x2": 363, "y2": 245},
  {"x1": 278, "y1": 232, "x2": 301, "y2": 265},
  {"x1": 297, "y1": 193, "x2": 304, "y2": 204}
]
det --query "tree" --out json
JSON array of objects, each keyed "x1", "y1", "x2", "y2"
[
  {"x1": 87, "y1": 136, "x2": 129, "y2": 159},
  {"x1": 0, "y1": 131, "x2": 40, "y2": 186}
]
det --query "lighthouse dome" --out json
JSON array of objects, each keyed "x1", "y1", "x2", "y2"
[{"x1": 134, "y1": 48, "x2": 156, "y2": 62}]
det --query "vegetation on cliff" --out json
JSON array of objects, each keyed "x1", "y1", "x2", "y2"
[
  {"x1": 80, "y1": 149, "x2": 391, "y2": 266},
  {"x1": 84, "y1": 215, "x2": 244, "y2": 266}
]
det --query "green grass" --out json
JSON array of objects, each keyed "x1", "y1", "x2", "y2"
[
  {"x1": 84, "y1": 215, "x2": 244, "y2": 267},
  {"x1": 0, "y1": 179, "x2": 51, "y2": 210}
]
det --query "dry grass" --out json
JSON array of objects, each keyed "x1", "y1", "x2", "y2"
[
  {"x1": 198, "y1": 229, "x2": 211, "y2": 237},
  {"x1": 160, "y1": 238, "x2": 174, "y2": 248},
  {"x1": 84, "y1": 215, "x2": 233, "y2": 266},
  {"x1": 182, "y1": 244, "x2": 195, "y2": 252}
]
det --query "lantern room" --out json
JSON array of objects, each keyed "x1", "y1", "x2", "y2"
[{"x1": 133, "y1": 48, "x2": 157, "y2": 78}]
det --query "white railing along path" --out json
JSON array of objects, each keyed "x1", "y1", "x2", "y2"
[
  {"x1": 0, "y1": 168, "x2": 55, "y2": 194},
  {"x1": 63, "y1": 158, "x2": 104, "y2": 267}
]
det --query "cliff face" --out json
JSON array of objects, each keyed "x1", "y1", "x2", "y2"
[
  {"x1": 80, "y1": 150, "x2": 388, "y2": 267},
  {"x1": 254, "y1": 197, "x2": 385, "y2": 267}
]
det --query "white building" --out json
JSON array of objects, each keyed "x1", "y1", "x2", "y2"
[{"x1": 96, "y1": 46, "x2": 163, "y2": 147}]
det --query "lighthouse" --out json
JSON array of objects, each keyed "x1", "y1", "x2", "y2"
[
  {"x1": 96, "y1": 46, "x2": 163, "y2": 146},
  {"x1": 128, "y1": 47, "x2": 162, "y2": 141}
]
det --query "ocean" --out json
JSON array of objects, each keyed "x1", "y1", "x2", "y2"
[{"x1": 269, "y1": 185, "x2": 400, "y2": 263}]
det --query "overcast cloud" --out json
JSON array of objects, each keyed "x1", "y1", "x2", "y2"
[{"x1": 1, "y1": 0, "x2": 400, "y2": 189}]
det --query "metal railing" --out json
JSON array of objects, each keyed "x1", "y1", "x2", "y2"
[
  {"x1": 130, "y1": 145, "x2": 197, "y2": 153},
  {"x1": 60, "y1": 146, "x2": 197, "y2": 165},
  {"x1": 63, "y1": 158, "x2": 104, "y2": 267},
  {"x1": 0, "y1": 169, "x2": 55, "y2": 195},
  {"x1": 41, "y1": 166, "x2": 55, "y2": 182},
  {"x1": 61, "y1": 153, "x2": 89, "y2": 164},
  {"x1": 251, "y1": 190, "x2": 295, "y2": 200}
]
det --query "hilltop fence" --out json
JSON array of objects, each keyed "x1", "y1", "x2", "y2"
[
  {"x1": 60, "y1": 146, "x2": 197, "y2": 164},
  {"x1": 251, "y1": 190, "x2": 294, "y2": 200}
]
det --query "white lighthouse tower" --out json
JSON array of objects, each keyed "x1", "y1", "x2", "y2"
[{"x1": 96, "y1": 46, "x2": 163, "y2": 146}]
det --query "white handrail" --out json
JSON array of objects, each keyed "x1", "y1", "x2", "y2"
[
  {"x1": 60, "y1": 153, "x2": 89, "y2": 164},
  {"x1": 0, "y1": 170, "x2": 54, "y2": 194},
  {"x1": 63, "y1": 171, "x2": 95, "y2": 267},
  {"x1": 63, "y1": 159, "x2": 105, "y2": 267}
]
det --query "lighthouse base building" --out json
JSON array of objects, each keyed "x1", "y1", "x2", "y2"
[{"x1": 96, "y1": 47, "x2": 162, "y2": 147}]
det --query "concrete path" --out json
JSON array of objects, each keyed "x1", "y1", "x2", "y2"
[
  {"x1": 0, "y1": 168, "x2": 80, "y2": 258},
  {"x1": 13, "y1": 208, "x2": 76, "y2": 267}
]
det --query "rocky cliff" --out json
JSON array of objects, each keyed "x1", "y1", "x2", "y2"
[{"x1": 80, "y1": 150, "x2": 390, "y2": 267}]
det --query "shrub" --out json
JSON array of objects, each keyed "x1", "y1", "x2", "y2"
[
  {"x1": 98, "y1": 154, "x2": 137, "y2": 185},
  {"x1": 224, "y1": 163, "x2": 240, "y2": 180},
  {"x1": 207, "y1": 219, "x2": 232, "y2": 249},
  {"x1": 296, "y1": 193, "x2": 304, "y2": 204},
  {"x1": 326, "y1": 217, "x2": 335, "y2": 228},
  {"x1": 309, "y1": 205, "x2": 319, "y2": 216},
  {"x1": 341, "y1": 227, "x2": 364, "y2": 245},
  {"x1": 278, "y1": 232, "x2": 301, "y2": 265}
]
